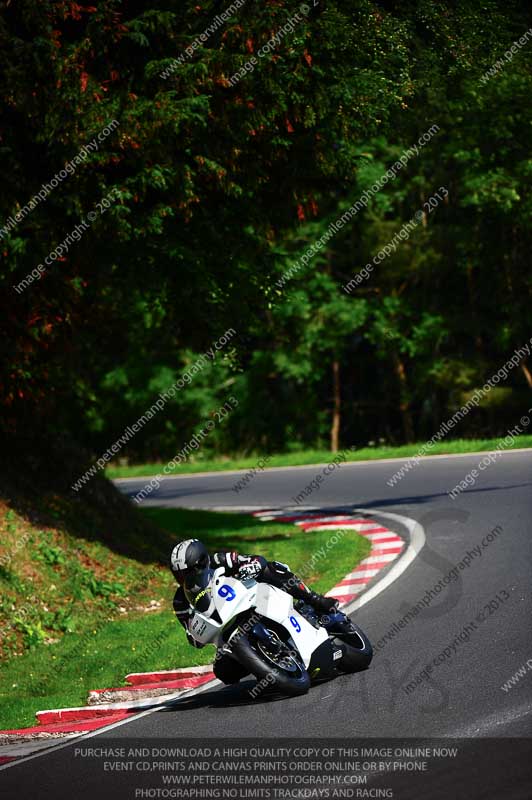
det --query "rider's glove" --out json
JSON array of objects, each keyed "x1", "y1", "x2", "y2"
[
  {"x1": 213, "y1": 552, "x2": 266, "y2": 577},
  {"x1": 213, "y1": 551, "x2": 239, "y2": 573},
  {"x1": 236, "y1": 560, "x2": 263, "y2": 580}
]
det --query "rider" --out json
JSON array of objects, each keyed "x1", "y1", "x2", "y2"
[{"x1": 170, "y1": 538, "x2": 339, "y2": 685}]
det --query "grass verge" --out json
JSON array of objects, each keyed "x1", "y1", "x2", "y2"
[
  {"x1": 106, "y1": 435, "x2": 532, "y2": 479},
  {"x1": 0, "y1": 508, "x2": 370, "y2": 731}
]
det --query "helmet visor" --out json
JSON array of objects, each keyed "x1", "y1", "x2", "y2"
[{"x1": 173, "y1": 551, "x2": 209, "y2": 584}]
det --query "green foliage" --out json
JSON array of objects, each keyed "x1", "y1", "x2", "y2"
[
  {"x1": 69, "y1": 564, "x2": 127, "y2": 601},
  {"x1": 36, "y1": 543, "x2": 67, "y2": 567},
  {"x1": 14, "y1": 619, "x2": 47, "y2": 649},
  {"x1": 42, "y1": 607, "x2": 77, "y2": 635},
  {"x1": 1, "y1": 0, "x2": 531, "y2": 456}
]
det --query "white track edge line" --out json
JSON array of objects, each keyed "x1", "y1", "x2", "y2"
[
  {"x1": 340, "y1": 508, "x2": 425, "y2": 616},
  {"x1": 0, "y1": 678, "x2": 221, "y2": 772}
]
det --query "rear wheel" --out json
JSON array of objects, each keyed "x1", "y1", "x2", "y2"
[{"x1": 232, "y1": 629, "x2": 310, "y2": 696}]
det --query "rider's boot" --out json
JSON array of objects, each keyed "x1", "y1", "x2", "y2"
[{"x1": 306, "y1": 590, "x2": 340, "y2": 615}]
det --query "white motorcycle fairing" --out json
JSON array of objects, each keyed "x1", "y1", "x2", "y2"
[
  {"x1": 187, "y1": 569, "x2": 255, "y2": 645},
  {"x1": 186, "y1": 567, "x2": 328, "y2": 667},
  {"x1": 254, "y1": 582, "x2": 328, "y2": 667}
]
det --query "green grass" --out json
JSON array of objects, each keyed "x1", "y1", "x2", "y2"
[
  {"x1": 107, "y1": 435, "x2": 532, "y2": 479},
  {"x1": 141, "y1": 507, "x2": 371, "y2": 595},
  {"x1": 0, "y1": 508, "x2": 370, "y2": 731}
]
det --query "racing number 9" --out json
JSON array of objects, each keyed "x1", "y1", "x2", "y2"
[
  {"x1": 290, "y1": 616, "x2": 301, "y2": 633},
  {"x1": 218, "y1": 584, "x2": 236, "y2": 601}
]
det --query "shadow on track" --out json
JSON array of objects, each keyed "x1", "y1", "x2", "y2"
[{"x1": 159, "y1": 673, "x2": 341, "y2": 713}]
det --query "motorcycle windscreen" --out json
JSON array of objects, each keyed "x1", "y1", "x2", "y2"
[{"x1": 184, "y1": 567, "x2": 214, "y2": 613}]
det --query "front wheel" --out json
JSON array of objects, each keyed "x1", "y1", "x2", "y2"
[
  {"x1": 333, "y1": 621, "x2": 373, "y2": 673},
  {"x1": 232, "y1": 629, "x2": 310, "y2": 697}
]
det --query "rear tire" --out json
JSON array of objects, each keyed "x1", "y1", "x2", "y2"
[
  {"x1": 232, "y1": 633, "x2": 310, "y2": 696},
  {"x1": 333, "y1": 622, "x2": 373, "y2": 673}
]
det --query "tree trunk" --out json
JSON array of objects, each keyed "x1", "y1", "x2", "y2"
[
  {"x1": 521, "y1": 360, "x2": 532, "y2": 389},
  {"x1": 466, "y1": 261, "x2": 484, "y2": 355},
  {"x1": 420, "y1": 189, "x2": 428, "y2": 227},
  {"x1": 393, "y1": 353, "x2": 415, "y2": 443},
  {"x1": 330, "y1": 359, "x2": 341, "y2": 452}
]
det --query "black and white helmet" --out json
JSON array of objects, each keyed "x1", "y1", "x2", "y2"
[{"x1": 170, "y1": 539, "x2": 210, "y2": 583}]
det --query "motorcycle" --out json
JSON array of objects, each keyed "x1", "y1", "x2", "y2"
[{"x1": 184, "y1": 566, "x2": 373, "y2": 696}]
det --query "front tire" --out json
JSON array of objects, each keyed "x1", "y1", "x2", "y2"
[
  {"x1": 232, "y1": 632, "x2": 310, "y2": 697},
  {"x1": 333, "y1": 621, "x2": 373, "y2": 673}
]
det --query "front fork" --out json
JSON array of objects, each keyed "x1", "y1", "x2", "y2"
[{"x1": 223, "y1": 611, "x2": 299, "y2": 661}]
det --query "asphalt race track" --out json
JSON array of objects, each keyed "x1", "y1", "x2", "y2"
[{"x1": 3, "y1": 450, "x2": 532, "y2": 799}]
